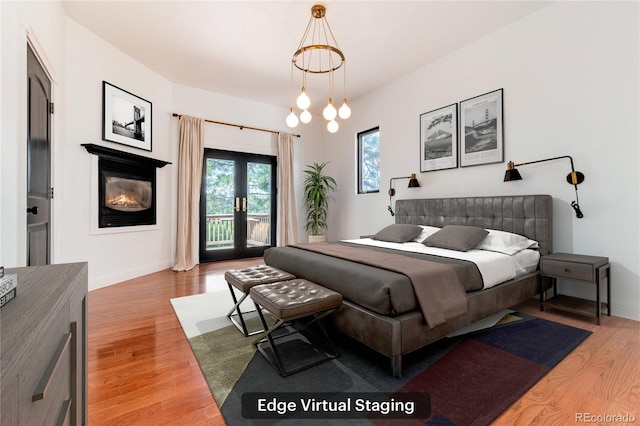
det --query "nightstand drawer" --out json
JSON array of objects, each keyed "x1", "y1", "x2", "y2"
[{"x1": 541, "y1": 259, "x2": 593, "y2": 281}]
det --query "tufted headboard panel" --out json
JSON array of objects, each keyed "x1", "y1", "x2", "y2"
[{"x1": 395, "y1": 195, "x2": 553, "y2": 256}]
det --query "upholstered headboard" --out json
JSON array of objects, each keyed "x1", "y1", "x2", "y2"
[{"x1": 395, "y1": 195, "x2": 553, "y2": 256}]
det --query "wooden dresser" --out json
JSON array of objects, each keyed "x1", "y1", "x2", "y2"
[{"x1": 1, "y1": 262, "x2": 88, "y2": 426}]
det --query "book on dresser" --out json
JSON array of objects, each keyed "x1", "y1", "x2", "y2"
[{"x1": 0, "y1": 273, "x2": 17, "y2": 308}]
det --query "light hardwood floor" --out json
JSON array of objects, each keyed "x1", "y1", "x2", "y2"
[{"x1": 88, "y1": 258, "x2": 640, "y2": 425}]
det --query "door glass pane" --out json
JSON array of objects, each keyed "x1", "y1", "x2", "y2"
[
  {"x1": 204, "y1": 158, "x2": 235, "y2": 250},
  {"x1": 246, "y1": 162, "x2": 272, "y2": 248}
]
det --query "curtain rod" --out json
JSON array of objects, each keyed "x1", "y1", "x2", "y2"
[{"x1": 172, "y1": 113, "x2": 300, "y2": 138}]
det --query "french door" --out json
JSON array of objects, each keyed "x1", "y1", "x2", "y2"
[{"x1": 199, "y1": 149, "x2": 277, "y2": 262}]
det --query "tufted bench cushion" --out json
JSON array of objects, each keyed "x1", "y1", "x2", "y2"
[
  {"x1": 250, "y1": 279, "x2": 343, "y2": 321},
  {"x1": 225, "y1": 265, "x2": 295, "y2": 293},
  {"x1": 225, "y1": 265, "x2": 296, "y2": 337}
]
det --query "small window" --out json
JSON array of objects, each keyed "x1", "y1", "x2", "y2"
[{"x1": 357, "y1": 127, "x2": 380, "y2": 194}]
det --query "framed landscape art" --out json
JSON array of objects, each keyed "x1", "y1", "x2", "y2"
[
  {"x1": 459, "y1": 89, "x2": 503, "y2": 167},
  {"x1": 420, "y1": 104, "x2": 458, "y2": 172},
  {"x1": 102, "y1": 81, "x2": 152, "y2": 151}
]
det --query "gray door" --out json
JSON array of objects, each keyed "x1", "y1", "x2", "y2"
[{"x1": 27, "y1": 45, "x2": 52, "y2": 265}]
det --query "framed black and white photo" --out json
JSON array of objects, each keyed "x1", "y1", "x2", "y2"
[
  {"x1": 102, "y1": 81, "x2": 152, "y2": 151},
  {"x1": 420, "y1": 104, "x2": 458, "y2": 172},
  {"x1": 459, "y1": 89, "x2": 503, "y2": 167}
]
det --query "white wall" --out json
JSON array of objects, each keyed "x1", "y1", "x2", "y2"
[
  {"x1": 70, "y1": 26, "x2": 322, "y2": 289},
  {"x1": 58, "y1": 18, "x2": 175, "y2": 290},
  {"x1": 326, "y1": 1, "x2": 639, "y2": 320},
  {"x1": 0, "y1": 2, "x2": 176, "y2": 289}
]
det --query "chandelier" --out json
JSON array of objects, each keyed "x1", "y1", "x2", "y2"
[{"x1": 286, "y1": 4, "x2": 351, "y2": 133}]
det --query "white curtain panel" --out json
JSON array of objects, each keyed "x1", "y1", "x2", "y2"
[
  {"x1": 173, "y1": 116, "x2": 204, "y2": 271},
  {"x1": 277, "y1": 132, "x2": 299, "y2": 246}
]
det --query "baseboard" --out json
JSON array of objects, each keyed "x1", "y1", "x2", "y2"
[
  {"x1": 88, "y1": 259, "x2": 172, "y2": 291},
  {"x1": 610, "y1": 302, "x2": 640, "y2": 322}
]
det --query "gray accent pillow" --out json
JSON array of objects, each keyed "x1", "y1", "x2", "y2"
[
  {"x1": 423, "y1": 225, "x2": 489, "y2": 251},
  {"x1": 372, "y1": 224, "x2": 423, "y2": 243}
]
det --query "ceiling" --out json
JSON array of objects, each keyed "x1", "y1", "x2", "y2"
[{"x1": 62, "y1": 1, "x2": 553, "y2": 114}]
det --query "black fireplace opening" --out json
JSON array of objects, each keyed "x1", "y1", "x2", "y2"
[{"x1": 99, "y1": 157, "x2": 156, "y2": 228}]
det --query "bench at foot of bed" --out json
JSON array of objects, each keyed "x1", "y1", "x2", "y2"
[{"x1": 250, "y1": 279, "x2": 343, "y2": 377}]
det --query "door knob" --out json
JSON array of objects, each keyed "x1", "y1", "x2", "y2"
[{"x1": 27, "y1": 206, "x2": 39, "y2": 215}]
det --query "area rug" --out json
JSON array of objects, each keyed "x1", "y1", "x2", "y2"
[{"x1": 171, "y1": 293, "x2": 591, "y2": 425}]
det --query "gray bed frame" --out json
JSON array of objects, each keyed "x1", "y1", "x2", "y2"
[{"x1": 329, "y1": 195, "x2": 553, "y2": 377}]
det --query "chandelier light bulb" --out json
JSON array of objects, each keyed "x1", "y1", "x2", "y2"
[
  {"x1": 286, "y1": 108, "x2": 299, "y2": 128},
  {"x1": 327, "y1": 119, "x2": 339, "y2": 133},
  {"x1": 323, "y1": 98, "x2": 337, "y2": 121},
  {"x1": 300, "y1": 109, "x2": 312, "y2": 124},
  {"x1": 338, "y1": 98, "x2": 351, "y2": 119},
  {"x1": 296, "y1": 87, "x2": 311, "y2": 110}
]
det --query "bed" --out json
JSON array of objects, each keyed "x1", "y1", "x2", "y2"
[{"x1": 263, "y1": 195, "x2": 553, "y2": 377}]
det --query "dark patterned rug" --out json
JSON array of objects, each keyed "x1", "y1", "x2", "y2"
[{"x1": 184, "y1": 311, "x2": 590, "y2": 425}]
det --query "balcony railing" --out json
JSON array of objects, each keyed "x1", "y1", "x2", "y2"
[{"x1": 204, "y1": 213, "x2": 271, "y2": 249}]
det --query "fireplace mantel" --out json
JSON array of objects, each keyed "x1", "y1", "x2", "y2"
[{"x1": 81, "y1": 144, "x2": 171, "y2": 168}]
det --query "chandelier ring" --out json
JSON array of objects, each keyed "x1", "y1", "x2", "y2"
[{"x1": 292, "y1": 44, "x2": 345, "y2": 74}]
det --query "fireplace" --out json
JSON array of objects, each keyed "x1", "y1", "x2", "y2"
[
  {"x1": 82, "y1": 144, "x2": 170, "y2": 228},
  {"x1": 99, "y1": 158, "x2": 156, "y2": 227}
]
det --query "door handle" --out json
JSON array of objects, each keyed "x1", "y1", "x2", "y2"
[
  {"x1": 242, "y1": 197, "x2": 247, "y2": 212},
  {"x1": 27, "y1": 206, "x2": 39, "y2": 215},
  {"x1": 235, "y1": 197, "x2": 240, "y2": 212}
]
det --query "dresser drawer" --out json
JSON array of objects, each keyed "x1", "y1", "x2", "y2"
[
  {"x1": 19, "y1": 304, "x2": 72, "y2": 426},
  {"x1": 542, "y1": 259, "x2": 593, "y2": 281}
]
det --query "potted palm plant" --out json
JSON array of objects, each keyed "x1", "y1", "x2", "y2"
[{"x1": 303, "y1": 161, "x2": 337, "y2": 243}]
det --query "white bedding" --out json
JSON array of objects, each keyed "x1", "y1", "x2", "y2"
[{"x1": 340, "y1": 238, "x2": 540, "y2": 289}]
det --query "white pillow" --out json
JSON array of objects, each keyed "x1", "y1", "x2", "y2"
[
  {"x1": 474, "y1": 229, "x2": 539, "y2": 255},
  {"x1": 413, "y1": 225, "x2": 441, "y2": 243}
]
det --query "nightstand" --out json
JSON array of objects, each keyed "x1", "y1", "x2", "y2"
[{"x1": 540, "y1": 253, "x2": 610, "y2": 325}]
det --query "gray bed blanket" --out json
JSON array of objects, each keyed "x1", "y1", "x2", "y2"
[
  {"x1": 291, "y1": 243, "x2": 469, "y2": 327},
  {"x1": 264, "y1": 246, "x2": 418, "y2": 316}
]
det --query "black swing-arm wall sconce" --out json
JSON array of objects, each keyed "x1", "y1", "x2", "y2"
[
  {"x1": 388, "y1": 173, "x2": 420, "y2": 216},
  {"x1": 504, "y1": 155, "x2": 585, "y2": 218}
]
